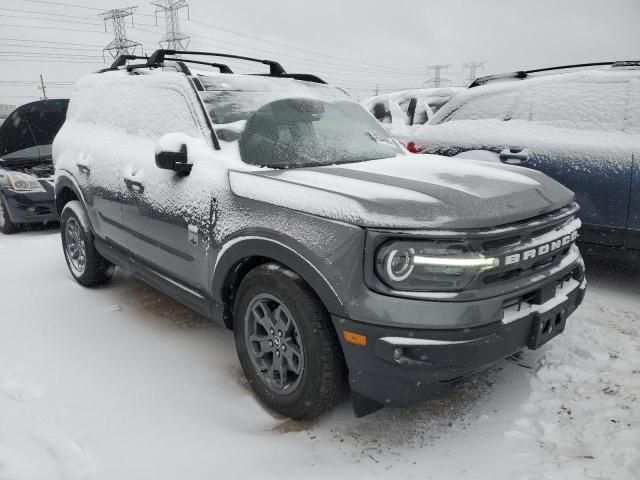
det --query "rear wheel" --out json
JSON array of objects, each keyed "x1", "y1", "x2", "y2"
[
  {"x1": 60, "y1": 200, "x2": 114, "y2": 286},
  {"x1": 0, "y1": 196, "x2": 19, "y2": 234},
  {"x1": 233, "y1": 263, "x2": 347, "y2": 420}
]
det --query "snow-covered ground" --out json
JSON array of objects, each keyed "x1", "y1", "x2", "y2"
[{"x1": 1, "y1": 229, "x2": 638, "y2": 480}]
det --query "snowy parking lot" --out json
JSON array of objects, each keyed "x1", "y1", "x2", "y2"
[{"x1": 1, "y1": 228, "x2": 638, "y2": 480}]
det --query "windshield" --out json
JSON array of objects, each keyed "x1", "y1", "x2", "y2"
[{"x1": 199, "y1": 76, "x2": 401, "y2": 168}]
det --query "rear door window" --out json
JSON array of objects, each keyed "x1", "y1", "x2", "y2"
[
  {"x1": 625, "y1": 79, "x2": 640, "y2": 134},
  {"x1": 444, "y1": 91, "x2": 519, "y2": 122},
  {"x1": 523, "y1": 81, "x2": 628, "y2": 132}
]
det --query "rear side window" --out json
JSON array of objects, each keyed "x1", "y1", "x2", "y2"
[
  {"x1": 625, "y1": 79, "x2": 640, "y2": 134},
  {"x1": 70, "y1": 76, "x2": 202, "y2": 139},
  {"x1": 522, "y1": 81, "x2": 628, "y2": 132},
  {"x1": 444, "y1": 91, "x2": 519, "y2": 122}
]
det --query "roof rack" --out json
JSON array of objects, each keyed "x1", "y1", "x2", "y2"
[
  {"x1": 469, "y1": 61, "x2": 640, "y2": 88},
  {"x1": 147, "y1": 49, "x2": 286, "y2": 76},
  {"x1": 99, "y1": 49, "x2": 327, "y2": 84}
]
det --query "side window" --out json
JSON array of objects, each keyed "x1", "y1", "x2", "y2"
[
  {"x1": 624, "y1": 79, "x2": 640, "y2": 134},
  {"x1": 525, "y1": 81, "x2": 628, "y2": 132},
  {"x1": 369, "y1": 100, "x2": 391, "y2": 123},
  {"x1": 70, "y1": 76, "x2": 203, "y2": 140},
  {"x1": 445, "y1": 91, "x2": 519, "y2": 122}
]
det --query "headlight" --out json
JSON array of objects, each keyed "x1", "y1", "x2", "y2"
[
  {"x1": 375, "y1": 241, "x2": 500, "y2": 291},
  {"x1": 5, "y1": 172, "x2": 45, "y2": 193}
]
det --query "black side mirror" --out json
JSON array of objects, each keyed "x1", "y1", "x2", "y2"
[{"x1": 155, "y1": 143, "x2": 192, "y2": 175}]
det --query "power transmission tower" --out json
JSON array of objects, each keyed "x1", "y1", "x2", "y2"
[
  {"x1": 99, "y1": 7, "x2": 142, "y2": 59},
  {"x1": 424, "y1": 64, "x2": 451, "y2": 88},
  {"x1": 38, "y1": 74, "x2": 47, "y2": 100},
  {"x1": 151, "y1": 0, "x2": 190, "y2": 52},
  {"x1": 462, "y1": 61, "x2": 487, "y2": 86}
]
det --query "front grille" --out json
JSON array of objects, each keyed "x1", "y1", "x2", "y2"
[
  {"x1": 471, "y1": 205, "x2": 581, "y2": 289},
  {"x1": 482, "y1": 246, "x2": 572, "y2": 285}
]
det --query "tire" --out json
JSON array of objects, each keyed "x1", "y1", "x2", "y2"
[
  {"x1": 233, "y1": 263, "x2": 347, "y2": 420},
  {"x1": 0, "y1": 196, "x2": 19, "y2": 234},
  {"x1": 60, "y1": 200, "x2": 114, "y2": 287}
]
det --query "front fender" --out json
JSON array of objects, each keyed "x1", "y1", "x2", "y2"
[{"x1": 211, "y1": 234, "x2": 351, "y2": 320}]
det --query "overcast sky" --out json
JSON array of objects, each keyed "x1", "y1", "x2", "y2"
[{"x1": 1, "y1": 0, "x2": 639, "y2": 107}]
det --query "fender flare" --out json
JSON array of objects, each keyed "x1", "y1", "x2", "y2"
[
  {"x1": 54, "y1": 173, "x2": 86, "y2": 215},
  {"x1": 211, "y1": 235, "x2": 348, "y2": 320}
]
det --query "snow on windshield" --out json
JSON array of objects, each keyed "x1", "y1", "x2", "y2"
[{"x1": 198, "y1": 75, "x2": 402, "y2": 168}]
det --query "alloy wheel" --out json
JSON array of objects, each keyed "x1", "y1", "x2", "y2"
[
  {"x1": 244, "y1": 294, "x2": 305, "y2": 394},
  {"x1": 64, "y1": 217, "x2": 87, "y2": 275}
]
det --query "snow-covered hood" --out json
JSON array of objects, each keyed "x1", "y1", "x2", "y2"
[{"x1": 229, "y1": 154, "x2": 574, "y2": 229}]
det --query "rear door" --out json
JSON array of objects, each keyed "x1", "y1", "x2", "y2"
[
  {"x1": 505, "y1": 79, "x2": 633, "y2": 247},
  {"x1": 624, "y1": 79, "x2": 640, "y2": 250}
]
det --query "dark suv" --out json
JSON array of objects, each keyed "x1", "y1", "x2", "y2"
[
  {"x1": 0, "y1": 99, "x2": 68, "y2": 233},
  {"x1": 53, "y1": 50, "x2": 586, "y2": 419}
]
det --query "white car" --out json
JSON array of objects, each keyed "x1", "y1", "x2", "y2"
[{"x1": 362, "y1": 87, "x2": 462, "y2": 149}]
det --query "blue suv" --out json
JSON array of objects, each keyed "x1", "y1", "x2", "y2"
[{"x1": 406, "y1": 63, "x2": 640, "y2": 254}]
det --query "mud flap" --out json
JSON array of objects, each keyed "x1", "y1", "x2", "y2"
[{"x1": 351, "y1": 391, "x2": 384, "y2": 417}]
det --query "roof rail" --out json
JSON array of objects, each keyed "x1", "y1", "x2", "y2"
[
  {"x1": 468, "y1": 71, "x2": 527, "y2": 88},
  {"x1": 147, "y1": 49, "x2": 286, "y2": 76},
  {"x1": 469, "y1": 61, "x2": 639, "y2": 88},
  {"x1": 613, "y1": 60, "x2": 640, "y2": 68}
]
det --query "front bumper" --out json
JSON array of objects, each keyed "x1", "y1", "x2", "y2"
[
  {"x1": 333, "y1": 259, "x2": 586, "y2": 416},
  {"x1": 2, "y1": 187, "x2": 58, "y2": 224}
]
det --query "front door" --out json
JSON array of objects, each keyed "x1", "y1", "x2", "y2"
[{"x1": 113, "y1": 76, "x2": 217, "y2": 294}]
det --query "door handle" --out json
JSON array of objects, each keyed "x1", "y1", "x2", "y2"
[
  {"x1": 124, "y1": 178, "x2": 145, "y2": 194},
  {"x1": 499, "y1": 147, "x2": 530, "y2": 165},
  {"x1": 77, "y1": 163, "x2": 91, "y2": 175}
]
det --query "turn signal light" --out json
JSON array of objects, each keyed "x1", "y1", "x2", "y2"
[{"x1": 343, "y1": 330, "x2": 367, "y2": 346}]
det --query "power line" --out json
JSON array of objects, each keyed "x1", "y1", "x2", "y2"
[
  {"x1": 0, "y1": 7, "x2": 104, "y2": 22},
  {"x1": 181, "y1": 31, "x2": 424, "y2": 77},
  {"x1": 0, "y1": 37, "x2": 105, "y2": 47},
  {"x1": 0, "y1": 13, "x2": 104, "y2": 27},
  {"x1": 186, "y1": 18, "x2": 423, "y2": 74},
  {"x1": 1, "y1": 42, "x2": 103, "y2": 53},
  {"x1": 22, "y1": 0, "x2": 107, "y2": 11},
  {"x1": 0, "y1": 23, "x2": 109, "y2": 34}
]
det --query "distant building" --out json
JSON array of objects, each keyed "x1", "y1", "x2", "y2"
[{"x1": 0, "y1": 104, "x2": 16, "y2": 119}]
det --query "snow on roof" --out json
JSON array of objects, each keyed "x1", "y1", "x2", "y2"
[{"x1": 431, "y1": 67, "x2": 640, "y2": 126}]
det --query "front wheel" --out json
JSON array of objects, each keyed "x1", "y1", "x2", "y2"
[
  {"x1": 60, "y1": 200, "x2": 114, "y2": 287},
  {"x1": 0, "y1": 196, "x2": 19, "y2": 234},
  {"x1": 233, "y1": 263, "x2": 347, "y2": 420}
]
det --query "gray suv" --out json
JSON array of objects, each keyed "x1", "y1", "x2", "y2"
[{"x1": 53, "y1": 50, "x2": 586, "y2": 419}]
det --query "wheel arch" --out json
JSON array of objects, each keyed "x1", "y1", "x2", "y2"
[
  {"x1": 212, "y1": 236, "x2": 348, "y2": 329},
  {"x1": 55, "y1": 175, "x2": 82, "y2": 216}
]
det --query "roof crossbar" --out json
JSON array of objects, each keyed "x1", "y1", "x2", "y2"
[
  {"x1": 469, "y1": 61, "x2": 640, "y2": 88},
  {"x1": 147, "y1": 49, "x2": 286, "y2": 76},
  {"x1": 110, "y1": 54, "x2": 149, "y2": 69},
  {"x1": 166, "y1": 58, "x2": 234, "y2": 74}
]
